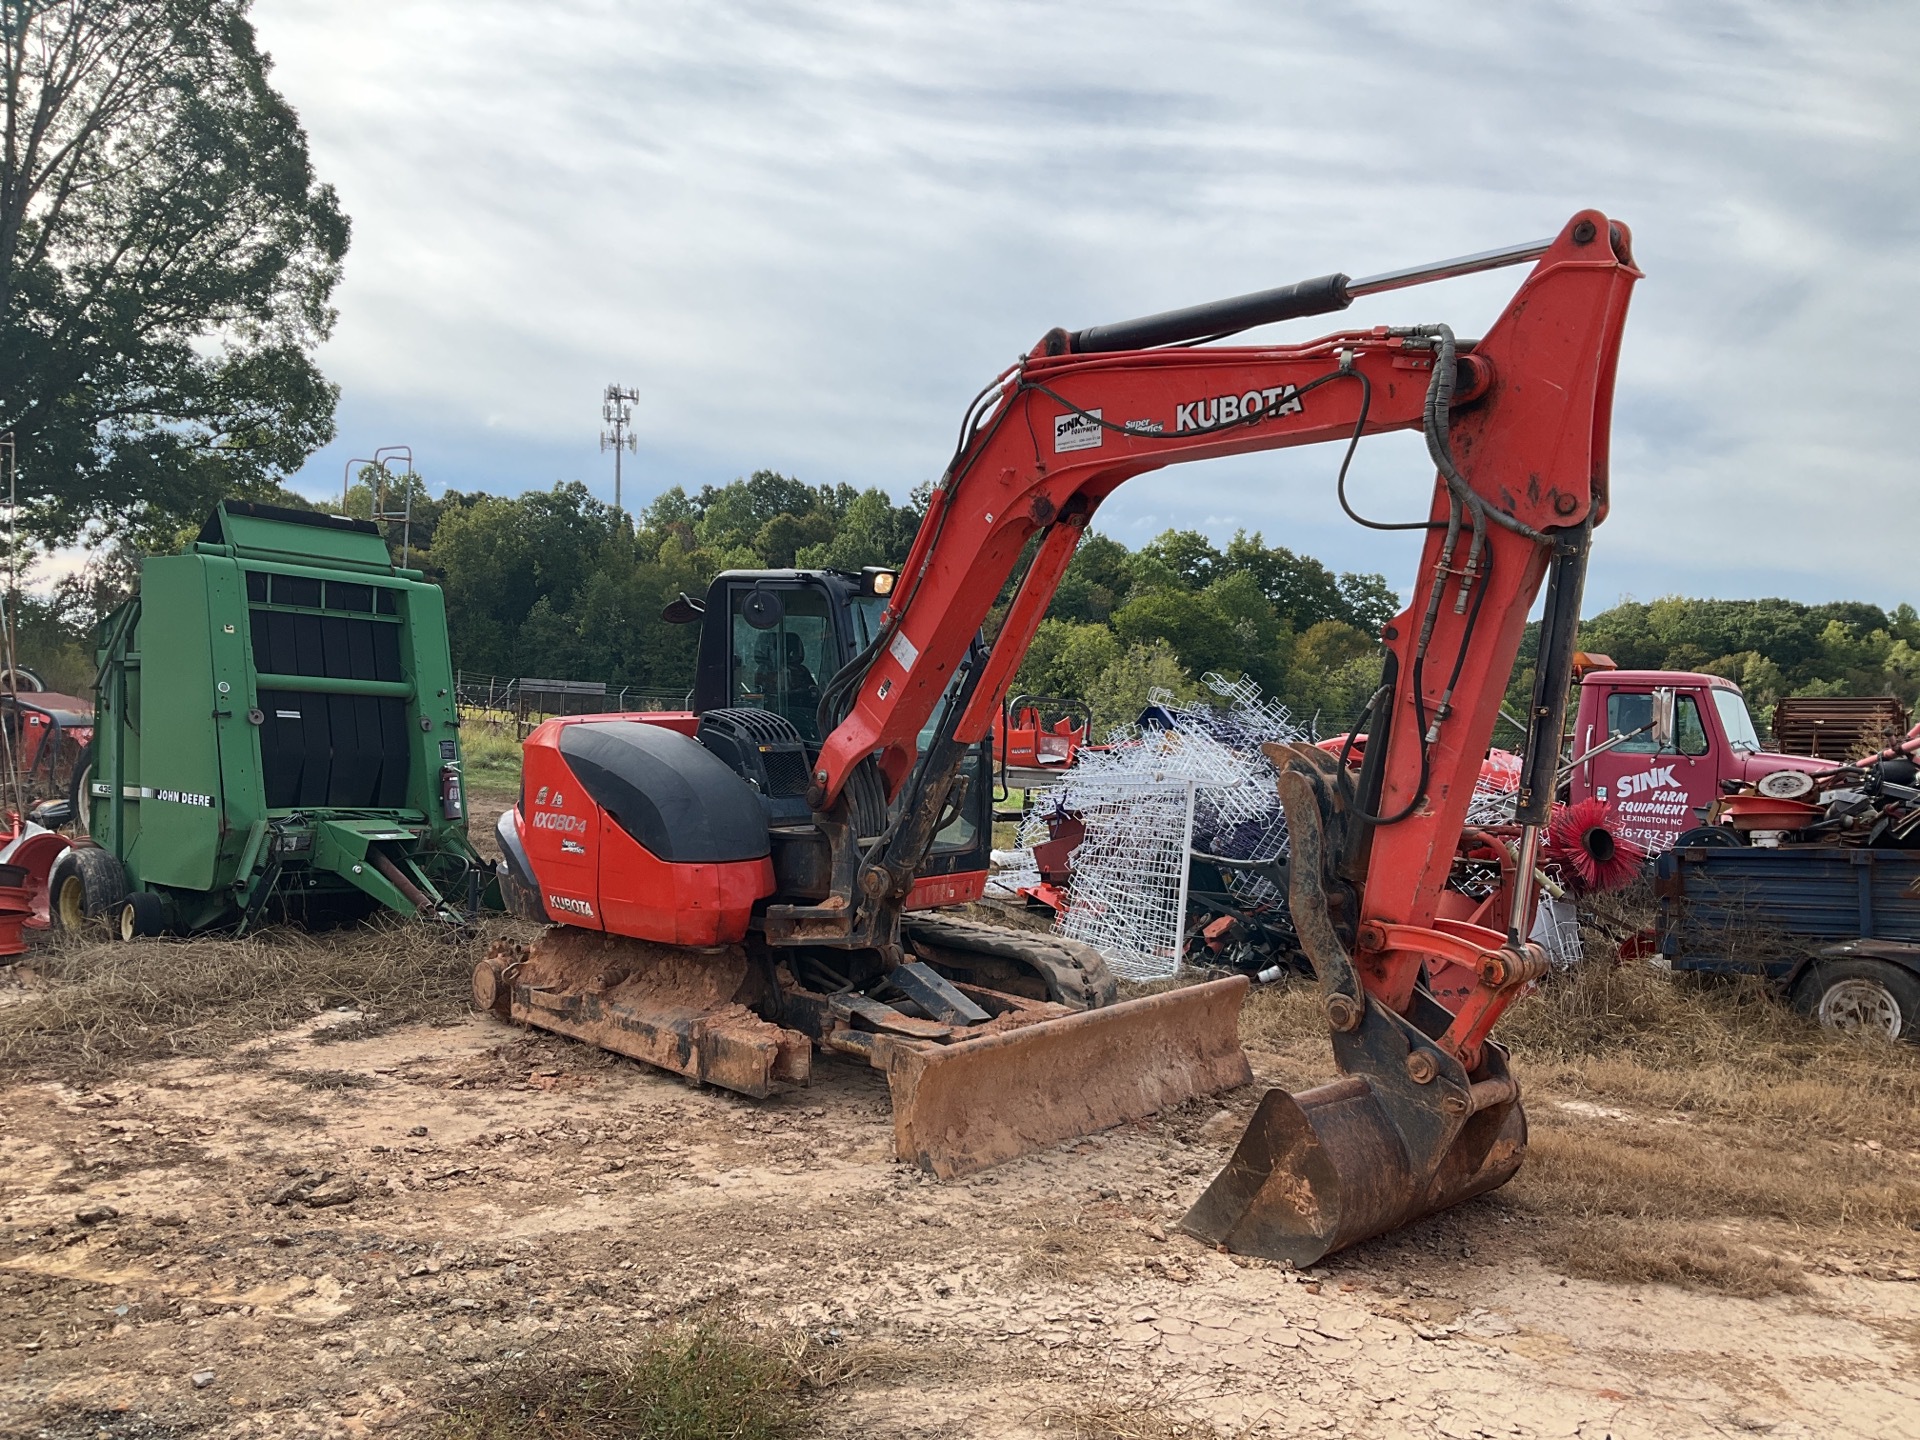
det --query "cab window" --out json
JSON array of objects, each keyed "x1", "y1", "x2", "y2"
[
  {"x1": 730, "y1": 586, "x2": 834, "y2": 741},
  {"x1": 1606, "y1": 692, "x2": 1709, "y2": 757}
]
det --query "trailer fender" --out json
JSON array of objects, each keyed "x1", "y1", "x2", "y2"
[{"x1": 1808, "y1": 938, "x2": 1920, "y2": 983}]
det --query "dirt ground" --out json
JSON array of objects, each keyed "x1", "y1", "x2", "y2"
[
  {"x1": 3, "y1": 805, "x2": 1917, "y2": 1440},
  {"x1": 3, "y1": 914, "x2": 1917, "y2": 1440}
]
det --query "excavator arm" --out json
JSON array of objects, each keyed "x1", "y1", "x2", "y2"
[{"x1": 798, "y1": 210, "x2": 1638, "y2": 1258}]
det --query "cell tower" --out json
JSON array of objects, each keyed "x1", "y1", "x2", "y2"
[{"x1": 600, "y1": 384, "x2": 638, "y2": 516}]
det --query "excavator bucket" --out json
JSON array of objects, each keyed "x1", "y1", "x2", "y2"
[
  {"x1": 1178, "y1": 751, "x2": 1534, "y2": 1265},
  {"x1": 878, "y1": 975, "x2": 1252, "y2": 1178},
  {"x1": 1181, "y1": 1070, "x2": 1526, "y2": 1265}
]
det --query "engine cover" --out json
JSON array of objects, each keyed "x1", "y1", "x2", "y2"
[{"x1": 517, "y1": 717, "x2": 774, "y2": 945}]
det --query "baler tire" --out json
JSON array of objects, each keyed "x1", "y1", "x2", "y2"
[
  {"x1": 1794, "y1": 960, "x2": 1918, "y2": 1042},
  {"x1": 66, "y1": 760, "x2": 91, "y2": 839},
  {"x1": 116, "y1": 892, "x2": 166, "y2": 941},
  {"x1": 901, "y1": 913, "x2": 1119, "y2": 1010},
  {"x1": 48, "y1": 847, "x2": 128, "y2": 934}
]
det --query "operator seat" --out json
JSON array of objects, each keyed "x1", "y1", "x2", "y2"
[{"x1": 784, "y1": 633, "x2": 820, "y2": 739}]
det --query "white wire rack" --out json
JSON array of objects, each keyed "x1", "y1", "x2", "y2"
[
  {"x1": 1464, "y1": 749, "x2": 1522, "y2": 826},
  {"x1": 1529, "y1": 893, "x2": 1584, "y2": 970},
  {"x1": 1055, "y1": 777, "x2": 1198, "y2": 979},
  {"x1": 982, "y1": 678, "x2": 1584, "y2": 981},
  {"x1": 993, "y1": 677, "x2": 1307, "y2": 980}
]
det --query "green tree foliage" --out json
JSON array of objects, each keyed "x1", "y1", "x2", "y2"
[
  {"x1": 412, "y1": 472, "x2": 1398, "y2": 730},
  {"x1": 418, "y1": 474, "x2": 924, "y2": 691},
  {"x1": 1017, "y1": 525, "x2": 1397, "y2": 729},
  {"x1": 32, "y1": 458, "x2": 1912, "y2": 756},
  {"x1": 1, "y1": 1, "x2": 350, "y2": 549}
]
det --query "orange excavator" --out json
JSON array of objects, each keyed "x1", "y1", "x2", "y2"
[{"x1": 478, "y1": 210, "x2": 1639, "y2": 1262}]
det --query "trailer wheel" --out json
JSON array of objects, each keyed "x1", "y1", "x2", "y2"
[
  {"x1": 1794, "y1": 960, "x2": 1918, "y2": 1042},
  {"x1": 48, "y1": 847, "x2": 128, "y2": 933},
  {"x1": 116, "y1": 892, "x2": 166, "y2": 941}
]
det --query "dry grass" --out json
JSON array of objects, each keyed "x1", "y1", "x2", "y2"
[
  {"x1": 1536, "y1": 1217, "x2": 1811, "y2": 1297},
  {"x1": 0, "y1": 917, "x2": 530, "y2": 1080},
  {"x1": 1225, "y1": 910, "x2": 1920, "y2": 1294},
  {"x1": 1020, "y1": 1207, "x2": 1126, "y2": 1281},
  {"x1": 1497, "y1": 957, "x2": 1920, "y2": 1291}
]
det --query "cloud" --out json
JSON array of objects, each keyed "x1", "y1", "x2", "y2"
[{"x1": 253, "y1": 0, "x2": 1920, "y2": 609}]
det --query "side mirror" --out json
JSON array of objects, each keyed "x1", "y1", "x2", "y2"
[
  {"x1": 1650, "y1": 687, "x2": 1677, "y2": 751},
  {"x1": 742, "y1": 587, "x2": 784, "y2": 630},
  {"x1": 660, "y1": 592, "x2": 706, "y2": 625}
]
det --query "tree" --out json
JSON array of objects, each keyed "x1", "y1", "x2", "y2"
[
  {"x1": 692, "y1": 470, "x2": 831, "y2": 554},
  {"x1": 1337, "y1": 571, "x2": 1399, "y2": 634},
  {"x1": 1138, "y1": 529, "x2": 1223, "y2": 591},
  {"x1": 1, "y1": 1, "x2": 348, "y2": 548},
  {"x1": 793, "y1": 487, "x2": 922, "y2": 570},
  {"x1": 1084, "y1": 641, "x2": 1195, "y2": 734},
  {"x1": 1047, "y1": 532, "x2": 1132, "y2": 623},
  {"x1": 430, "y1": 483, "x2": 628, "y2": 676}
]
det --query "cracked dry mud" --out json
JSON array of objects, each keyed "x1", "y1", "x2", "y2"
[{"x1": 3, "y1": 1005, "x2": 1917, "y2": 1440}]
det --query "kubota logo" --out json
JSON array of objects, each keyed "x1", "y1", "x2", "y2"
[
  {"x1": 1618, "y1": 765, "x2": 1679, "y2": 798},
  {"x1": 548, "y1": 895, "x2": 593, "y2": 917},
  {"x1": 1175, "y1": 386, "x2": 1303, "y2": 432}
]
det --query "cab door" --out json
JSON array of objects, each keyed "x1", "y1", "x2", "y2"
[
  {"x1": 1588, "y1": 686, "x2": 1719, "y2": 854},
  {"x1": 722, "y1": 581, "x2": 837, "y2": 742}
]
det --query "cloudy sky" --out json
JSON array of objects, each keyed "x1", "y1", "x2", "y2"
[{"x1": 250, "y1": 0, "x2": 1918, "y2": 612}]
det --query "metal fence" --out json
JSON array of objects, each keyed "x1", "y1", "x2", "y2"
[{"x1": 454, "y1": 671, "x2": 691, "y2": 737}]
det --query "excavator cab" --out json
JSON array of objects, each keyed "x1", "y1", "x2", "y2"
[{"x1": 691, "y1": 568, "x2": 994, "y2": 896}]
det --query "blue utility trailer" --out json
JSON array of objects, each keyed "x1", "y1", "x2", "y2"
[{"x1": 1654, "y1": 844, "x2": 1920, "y2": 1040}]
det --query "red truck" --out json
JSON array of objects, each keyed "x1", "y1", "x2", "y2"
[{"x1": 1565, "y1": 663, "x2": 1827, "y2": 854}]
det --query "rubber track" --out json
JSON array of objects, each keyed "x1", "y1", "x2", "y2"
[{"x1": 900, "y1": 913, "x2": 1120, "y2": 1011}]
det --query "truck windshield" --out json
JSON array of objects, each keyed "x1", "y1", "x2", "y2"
[{"x1": 1711, "y1": 689, "x2": 1762, "y2": 752}]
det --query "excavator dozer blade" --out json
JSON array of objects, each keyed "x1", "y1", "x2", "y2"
[
  {"x1": 1179, "y1": 1074, "x2": 1527, "y2": 1266},
  {"x1": 881, "y1": 975, "x2": 1252, "y2": 1179}
]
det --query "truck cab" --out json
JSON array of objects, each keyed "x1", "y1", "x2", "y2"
[{"x1": 1567, "y1": 668, "x2": 1827, "y2": 854}]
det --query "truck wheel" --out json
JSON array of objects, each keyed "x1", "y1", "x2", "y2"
[
  {"x1": 1794, "y1": 960, "x2": 1918, "y2": 1041},
  {"x1": 48, "y1": 847, "x2": 129, "y2": 934}
]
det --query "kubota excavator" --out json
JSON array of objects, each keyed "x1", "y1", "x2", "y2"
[{"x1": 478, "y1": 209, "x2": 1638, "y2": 1263}]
